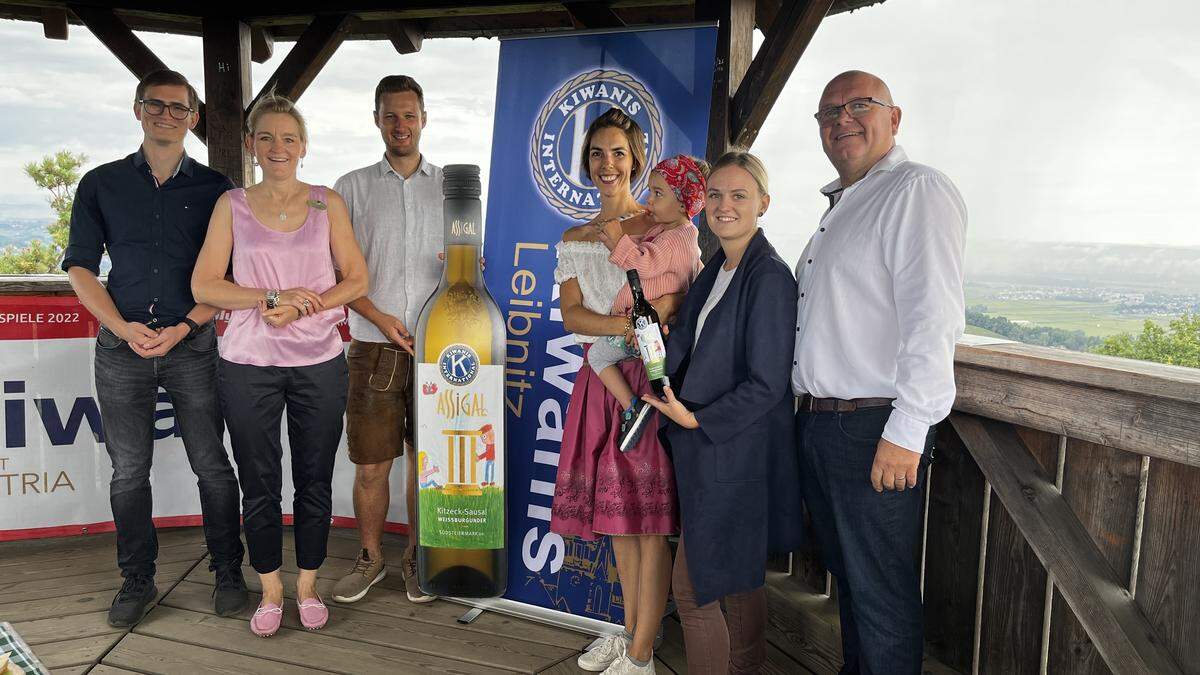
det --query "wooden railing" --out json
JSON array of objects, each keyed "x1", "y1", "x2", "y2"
[{"x1": 769, "y1": 337, "x2": 1199, "y2": 674}]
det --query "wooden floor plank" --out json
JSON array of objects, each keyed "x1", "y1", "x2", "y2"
[
  {"x1": 0, "y1": 584, "x2": 178, "y2": 624},
  {"x1": 184, "y1": 566, "x2": 593, "y2": 651},
  {"x1": 133, "y1": 605, "x2": 509, "y2": 674},
  {"x1": 28, "y1": 632, "x2": 124, "y2": 670},
  {"x1": 2, "y1": 558, "x2": 199, "y2": 605},
  {"x1": 47, "y1": 666, "x2": 93, "y2": 675},
  {"x1": 90, "y1": 666, "x2": 144, "y2": 675},
  {"x1": 0, "y1": 540, "x2": 204, "y2": 590},
  {"x1": 9, "y1": 609, "x2": 120, "y2": 646},
  {"x1": 105, "y1": 632, "x2": 337, "y2": 674},
  {"x1": 161, "y1": 581, "x2": 573, "y2": 673},
  {"x1": 0, "y1": 528, "x2": 204, "y2": 570}
]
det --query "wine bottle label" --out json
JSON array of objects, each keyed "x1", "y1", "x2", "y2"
[
  {"x1": 634, "y1": 317, "x2": 667, "y2": 381},
  {"x1": 416, "y1": 344, "x2": 505, "y2": 550}
]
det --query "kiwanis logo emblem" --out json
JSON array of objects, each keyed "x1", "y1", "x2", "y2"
[
  {"x1": 530, "y1": 69, "x2": 664, "y2": 220},
  {"x1": 439, "y1": 344, "x2": 480, "y2": 386}
]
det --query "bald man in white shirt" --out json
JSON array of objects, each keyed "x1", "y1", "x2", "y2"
[{"x1": 791, "y1": 71, "x2": 967, "y2": 675}]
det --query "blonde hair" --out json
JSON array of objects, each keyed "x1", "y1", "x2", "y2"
[
  {"x1": 709, "y1": 150, "x2": 769, "y2": 196},
  {"x1": 246, "y1": 92, "x2": 308, "y2": 143}
]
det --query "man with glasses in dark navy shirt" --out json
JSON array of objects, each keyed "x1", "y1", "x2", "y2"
[{"x1": 62, "y1": 70, "x2": 247, "y2": 627}]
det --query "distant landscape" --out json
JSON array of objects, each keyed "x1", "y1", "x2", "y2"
[{"x1": 962, "y1": 239, "x2": 1199, "y2": 348}]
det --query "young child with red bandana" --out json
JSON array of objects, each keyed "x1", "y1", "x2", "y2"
[{"x1": 589, "y1": 154, "x2": 707, "y2": 451}]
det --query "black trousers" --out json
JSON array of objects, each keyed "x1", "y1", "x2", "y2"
[
  {"x1": 218, "y1": 354, "x2": 348, "y2": 574},
  {"x1": 94, "y1": 323, "x2": 244, "y2": 578}
]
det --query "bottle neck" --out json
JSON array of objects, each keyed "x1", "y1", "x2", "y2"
[
  {"x1": 442, "y1": 195, "x2": 482, "y2": 285},
  {"x1": 445, "y1": 243, "x2": 480, "y2": 284}
]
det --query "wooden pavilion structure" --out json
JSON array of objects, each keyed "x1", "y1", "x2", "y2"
[{"x1": 2, "y1": 2, "x2": 1198, "y2": 674}]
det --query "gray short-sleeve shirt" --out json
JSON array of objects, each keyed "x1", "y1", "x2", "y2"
[{"x1": 335, "y1": 156, "x2": 444, "y2": 343}]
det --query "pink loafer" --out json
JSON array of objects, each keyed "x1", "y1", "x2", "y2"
[
  {"x1": 298, "y1": 595, "x2": 329, "y2": 631},
  {"x1": 250, "y1": 601, "x2": 283, "y2": 637}
]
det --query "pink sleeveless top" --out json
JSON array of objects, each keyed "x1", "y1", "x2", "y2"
[{"x1": 220, "y1": 186, "x2": 343, "y2": 367}]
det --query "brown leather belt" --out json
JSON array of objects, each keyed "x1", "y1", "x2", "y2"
[{"x1": 798, "y1": 395, "x2": 895, "y2": 413}]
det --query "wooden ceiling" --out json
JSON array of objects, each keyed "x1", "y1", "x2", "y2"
[{"x1": 0, "y1": 1, "x2": 884, "y2": 41}]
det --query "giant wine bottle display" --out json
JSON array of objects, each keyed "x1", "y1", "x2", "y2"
[{"x1": 414, "y1": 164, "x2": 507, "y2": 598}]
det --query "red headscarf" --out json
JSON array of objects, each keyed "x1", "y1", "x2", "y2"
[{"x1": 652, "y1": 155, "x2": 706, "y2": 219}]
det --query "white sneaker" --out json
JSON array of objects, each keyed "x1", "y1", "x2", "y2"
[
  {"x1": 602, "y1": 653, "x2": 656, "y2": 674},
  {"x1": 577, "y1": 633, "x2": 629, "y2": 672}
]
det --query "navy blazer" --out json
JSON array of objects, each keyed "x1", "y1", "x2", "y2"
[{"x1": 662, "y1": 228, "x2": 803, "y2": 605}]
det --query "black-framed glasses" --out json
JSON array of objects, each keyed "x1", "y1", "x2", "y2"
[
  {"x1": 814, "y1": 97, "x2": 894, "y2": 126},
  {"x1": 139, "y1": 98, "x2": 194, "y2": 121}
]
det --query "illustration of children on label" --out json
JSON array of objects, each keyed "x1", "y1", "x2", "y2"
[
  {"x1": 477, "y1": 424, "x2": 497, "y2": 487},
  {"x1": 418, "y1": 451, "x2": 442, "y2": 489}
]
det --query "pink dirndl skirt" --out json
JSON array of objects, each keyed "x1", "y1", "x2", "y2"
[{"x1": 550, "y1": 344, "x2": 679, "y2": 540}]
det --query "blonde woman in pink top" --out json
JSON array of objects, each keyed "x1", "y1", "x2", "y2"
[{"x1": 192, "y1": 94, "x2": 368, "y2": 637}]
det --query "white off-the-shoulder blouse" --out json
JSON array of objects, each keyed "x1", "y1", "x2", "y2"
[{"x1": 554, "y1": 240, "x2": 626, "y2": 345}]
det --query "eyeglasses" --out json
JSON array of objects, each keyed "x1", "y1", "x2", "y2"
[
  {"x1": 813, "y1": 97, "x2": 894, "y2": 126},
  {"x1": 139, "y1": 98, "x2": 195, "y2": 121}
]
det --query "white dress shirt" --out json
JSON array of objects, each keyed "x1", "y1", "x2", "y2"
[
  {"x1": 791, "y1": 145, "x2": 967, "y2": 453},
  {"x1": 335, "y1": 156, "x2": 444, "y2": 341}
]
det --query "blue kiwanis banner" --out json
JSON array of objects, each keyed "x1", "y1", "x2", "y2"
[{"x1": 482, "y1": 25, "x2": 716, "y2": 627}]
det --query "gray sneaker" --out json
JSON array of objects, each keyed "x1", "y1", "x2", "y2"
[
  {"x1": 578, "y1": 633, "x2": 629, "y2": 672},
  {"x1": 331, "y1": 549, "x2": 387, "y2": 604},
  {"x1": 402, "y1": 554, "x2": 436, "y2": 604},
  {"x1": 602, "y1": 653, "x2": 656, "y2": 674}
]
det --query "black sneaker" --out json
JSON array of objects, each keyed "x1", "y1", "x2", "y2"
[
  {"x1": 618, "y1": 400, "x2": 655, "y2": 453},
  {"x1": 213, "y1": 563, "x2": 248, "y2": 617},
  {"x1": 108, "y1": 574, "x2": 158, "y2": 627}
]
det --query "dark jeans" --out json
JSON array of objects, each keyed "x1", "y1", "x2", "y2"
[
  {"x1": 797, "y1": 406, "x2": 931, "y2": 675},
  {"x1": 218, "y1": 355, "x2": 348, "y2": 574},
  {"x1": 94, "y1": 322, "x2": 244, "y2": 578}
]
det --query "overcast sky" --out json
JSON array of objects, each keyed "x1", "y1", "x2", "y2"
[{"x1": 1, "y1": 0, "x2": 1198, "y2": 268}]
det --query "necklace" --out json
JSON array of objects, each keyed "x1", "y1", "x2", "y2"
[{"x1": 268, "y1": 185, "x2": 299, "y2": 221}]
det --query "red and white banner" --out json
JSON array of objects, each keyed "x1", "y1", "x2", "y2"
[{"x1": 0, "y1": 296, "x2": 408, "y2": 541}]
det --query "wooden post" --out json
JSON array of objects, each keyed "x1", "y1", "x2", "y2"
[
  {"x1": 696, "y1": 0, "x2": 754, "y2": 260},
  {"x1": 201, "y1": 17, "x2": 253, "y2": 187}
]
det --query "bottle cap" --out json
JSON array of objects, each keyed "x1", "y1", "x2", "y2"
[
  {"x1": 443, "y1": 164, "x2": 481, "y2": 198},
  {"x1": 626, "y1": 269, "x2": 643, "y2": 289}
]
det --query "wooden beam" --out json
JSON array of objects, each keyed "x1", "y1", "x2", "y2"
[
  {"x1": 246, "y1": 14, "x2": 354, "y2": 114},
  {"x1": 250, "y1": 26, "x2": 274, "y2": 63},
  {"x1": 730, "y1": 0, "x2": 833, "y2": 148},
  {"x1": 562, "y1": 1, "x2": 625, "y2": 28},
  {"x1": 696, "y1": 0, "x2": 754, "y2": 260},
  {"x1": 385, "y1": 19, "x2": 423, "y2": 54},
  {"x1": 42, "y1": 7, "x2": 68, "y2": 40},
  {"x1": 70, "y1": 5, "x2": 206, "y2": 144},
  {"x1": 949, "y1": 413, "x2": 1183, "y2": 675},
  {"x1": 754, "y1": 0, "x2": 780, "y2": 33},
  {"x1": 202, "y1": 17, "x2": 253, "y2": 187}
]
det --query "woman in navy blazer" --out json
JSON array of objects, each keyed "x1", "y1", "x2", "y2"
[{"x1": 643, "y1": 151, "x2": 803, "y2": 674}]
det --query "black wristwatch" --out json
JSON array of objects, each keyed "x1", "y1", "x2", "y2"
[{"x1": 181, "y1": 317, "x2": 200, "y2": 338}]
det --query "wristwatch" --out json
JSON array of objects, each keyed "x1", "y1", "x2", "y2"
[
  {"x1": 265, "y1": 289, "x2": 280, "y2": 309},
  {"x1": 181, "y1": 317, "x2": 200, "y2": 338}
]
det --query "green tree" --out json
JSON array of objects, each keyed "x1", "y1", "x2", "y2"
[
  {"x1": 0, "y1": 150, "x2": 87, "y2": 274},
  {"x1": 1093, "y1": 314, "x2": 1200, "y2": 368}
]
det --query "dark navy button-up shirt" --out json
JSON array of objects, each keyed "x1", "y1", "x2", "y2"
[{"x1": 62, "y1": 148, "x2": 233, "y2": 327}]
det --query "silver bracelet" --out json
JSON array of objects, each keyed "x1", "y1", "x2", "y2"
[{"x1": 265, "y1": 289, "x2": 280, "y2": 309}]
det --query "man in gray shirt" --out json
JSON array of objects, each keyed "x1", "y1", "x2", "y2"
[{"x1": 331, "y1": 75, "x2": 443, "y2": 604}]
